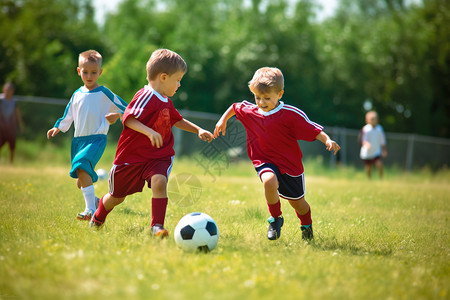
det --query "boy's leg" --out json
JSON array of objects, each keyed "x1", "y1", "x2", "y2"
[
  {"x1": 91, "y1": 193, "x2": 125, "y2": 226},
  {"x1": 375, "y1": 159, "x2": 384, "y2": 179},
  {"x1": 76, "y1": 169, "x2": 97, "y2": 220},
  {"x1": 150, "y1": 174, "x2": 169, "y2": 237},
  {"x1": 288, "y1": 197, "x2": 311, "y2": 223},
  {"x1": 288, "y1": 197, "x2": 313, "y2": 240},
  {"x1": 260, "y1": 172, "x2": 284, "y2": 240},
  {"x1": 8, "y1": 140, "x2": 15, "y2": 163},
  {"x1": 365, "y1": 163, "x2": 372, "y2": 179},
  {"x1": 261, "y1": 172, "x2": 282, "y2": 217}
]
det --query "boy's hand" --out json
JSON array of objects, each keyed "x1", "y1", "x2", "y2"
[
  {"x1": 362, "y1": 141, "x2": 371, "y2": 150},
  {"x1": 214, "y1": 119, "x2": 227, "y2": 138},
  {"x1": 105, "y1": 113, "x2": 120, "y2": 125},
  {"x1": 147, "y1": 129, "x2": 163, "y2": 148},
  {"x1": 47, "y1": 127, "x2": 60, "y2": 139},
  {"x1": 198, "y1": 129, "x2": 214, "y2": 143},
  {"x1": 326, "y1": 140, "x2": 341, "y2": 155}
]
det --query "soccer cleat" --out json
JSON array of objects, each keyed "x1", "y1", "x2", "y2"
[
  {"x1": 89, "y1": 215, "x2": 104, "y2": 229},
  {"x1": 301, "y1": 224, "x2": 314, "y2": 240},
  {"x1": 77, "y1": 209, "x2": 94, "y2": 221},
  {"x1": 267, "y1": 215, "x2": 284, "y2": 240},
  {"x1": 151, "y1": 224, "x2": 169, "y2": 238}
]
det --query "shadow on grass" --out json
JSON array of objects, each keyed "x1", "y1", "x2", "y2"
[
  {"x1": 117, "y1": 207, "x2": 146, "y2": 217},
  {"x1": 308, "y1": 234, "x2": 394, "y2": 256}
]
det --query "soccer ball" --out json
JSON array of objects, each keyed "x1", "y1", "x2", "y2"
[
  {"x1": 96, "y1": 169, "x2": 108, "y2": 181},
  {"x1": 174, "y1": 212, "x2": 219, "y2": 253}
]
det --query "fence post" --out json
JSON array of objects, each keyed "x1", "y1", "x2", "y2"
[
  {"x1": 406, "y1": 134, "x2": 415, "y2": 171},
  {"x1": 340, "y1": 127, "x2": 347, "y2": 165},
  {"x1": 329, "y1": 127, "x2": 337, "y2": 168}
]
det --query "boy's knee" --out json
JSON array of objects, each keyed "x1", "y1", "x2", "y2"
[
  {"x1": 261, "y1": 173, "x2": 278, "y2": 190},
  {"x1": 152, "y1": 175, "x2": 167, "y2": 186}
]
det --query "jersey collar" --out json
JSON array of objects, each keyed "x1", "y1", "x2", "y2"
[
  {"x1": 144, "y1": 85, "x2": 168, "y2": 102},
  {"x1": 257, "y1": 101, "x2": 284, "y2": 116},
  {"x1": 80, "y1": 86, "x2": 102, "y2": 93}
]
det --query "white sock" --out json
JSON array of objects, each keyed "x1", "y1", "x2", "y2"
[{"x1": 81, "y1": 185, "x2": 96, "y2": 211}]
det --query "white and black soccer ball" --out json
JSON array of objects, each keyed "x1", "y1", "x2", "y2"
[
  {"x1": 96, "y1": 169, "x2": 108, "y2": 181},
  {"x1": 174, "y1": 212, "x2": 219, "y2": 253}
]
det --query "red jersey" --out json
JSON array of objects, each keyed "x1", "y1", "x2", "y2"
[
  {"x1": 114, "y1": 85, "x2": 183, "y2": 165},
  {"x1": 233, "y1": 101, "x2": 323, "y2": 176}
]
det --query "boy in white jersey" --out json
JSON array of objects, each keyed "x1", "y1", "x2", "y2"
[
  {"x1": 360, "y1": 110, "x2": 387, "y2": 179},
  {"x1": 215, "y1": 67, "x2": 340, "y2": 241},
  {"x1": 47, "y1": 50, "x2": 128, "y2": 221}
]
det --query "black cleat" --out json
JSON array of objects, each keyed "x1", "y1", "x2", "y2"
[
  {"x1": 301, "y1": 225, "x2": 313, "y2": 240},
  {"x1": 267, "y1": 216, "x2": 284, "y2": 240}
]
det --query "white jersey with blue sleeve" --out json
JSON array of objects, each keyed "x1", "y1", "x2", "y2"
[
  {"x1": 360, "y1": 124, "x2": 386, "y2": 159},
  {"x1": 54, "y1": 86, "x2": 128, "y2": 137}
]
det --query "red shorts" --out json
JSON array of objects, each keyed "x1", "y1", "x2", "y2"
[{"x1": 108, "y1": 157, "x2": 174, "y2": 198}]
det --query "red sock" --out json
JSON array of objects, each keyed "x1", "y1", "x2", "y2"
[
  {"x1": 267, "y1": 201, "x2": 282, "y2": 218},
  {"x1": 94, "y1": 195, "x2": 112, "y2": 223},
  {"x1": 296, "y1": 206, "x2": 312, "y2": 225},
  {"x1": 151, "y1": 197, "x2": 168, "y2": 227}
]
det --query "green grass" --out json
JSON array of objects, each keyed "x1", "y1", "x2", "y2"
[{"x1": 0, "y1": 153, "x2": 449, "y2": 300}]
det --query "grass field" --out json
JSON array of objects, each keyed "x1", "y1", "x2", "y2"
[{"x1": 0, "y1": 144, "x2": 449, "y2": 300}]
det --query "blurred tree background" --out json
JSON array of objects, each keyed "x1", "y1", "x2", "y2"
[{"x1": 1, "y1": 0, "x2": 449, "y2": 138}]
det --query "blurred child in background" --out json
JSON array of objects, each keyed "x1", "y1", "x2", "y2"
[
  {"x1": 47, "y1": 50, "x2": 128, "y2": 221},
  {"x1": 215, "y1": 67, "x2": 340, "y2": 241},
  {"x1": 360, "y1": 110, "x2": 387, "y2": 179},
  {"x1": 0, "y1": 82, "x2": 24, "y2": 163}
]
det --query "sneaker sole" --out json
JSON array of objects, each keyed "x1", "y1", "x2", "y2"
[
  {"x1": 153, "y1": 229, "x2": 169, "y2": 238},
  {"x1": 77, "y1": 214, "x2": 92, "y2": 221}
]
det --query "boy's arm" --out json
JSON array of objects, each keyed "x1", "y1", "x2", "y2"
[
  {"x1": 124, "y1": 117, "x2": 163, "y2": 148},
  {"x1": 315, "y1": 131, "x2": 341, "y2": 155},
  {"x1": 174, "y1": 119, "x2": 214, "y2": 143},
  {"x1": 47, "y1": 127, "x2": 60, "y2": 139},
  {"x1": 105, "y1": 112, "x2": 122, "y2": 124},
  {"x1": 214, "y1": 105, "x2": 236, "y2": 137},
  {"x1": 15, "y1": 107, "x2": 24, "y2": 133}
]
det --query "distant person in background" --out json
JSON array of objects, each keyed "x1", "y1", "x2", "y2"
[
  {"x1": 0, "y1": 82, "x2": 24, "y2": 163},
  {"x1": 47, "y1": 50, "x2": 128, "y2": 221},
  {"x1": 360, "y1": 110, "x2": 387, "y2": 179}
]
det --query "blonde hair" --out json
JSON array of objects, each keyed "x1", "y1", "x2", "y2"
[
  {"x1": 79, "y1": 50, "x2": 102, "y2": 67},
  {"x1": 248, "y1": 67, "x2": 284, "y2": 94},
  {"x1": 146, "y1": 49, "x2": 187, "y2": 81}
]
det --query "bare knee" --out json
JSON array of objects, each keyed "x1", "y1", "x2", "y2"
[
  {"x1": 151, "y1": 175, "x2": 167, "y2": 198},
  {"x1": 103, "y1": 193, "x2": 125, "y2": 210},
  {"x1": 261, "y1": 172, "x2": 278, "y2": 192}
]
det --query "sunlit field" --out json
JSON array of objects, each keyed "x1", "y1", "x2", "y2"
[{"x1": 0, "y1": 143, "x2": 449, "y2": 300}]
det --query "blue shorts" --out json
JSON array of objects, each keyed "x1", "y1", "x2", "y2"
[
  {"x1": 70, "y1": 134, "x2": 107, "y2": 182},
  {"x1": 255, "y1": 163, "x2": 305, "y2": 200}
]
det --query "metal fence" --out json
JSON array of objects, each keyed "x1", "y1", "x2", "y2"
[
  {"x1": 16, "y1": 96, "x2": 450, "y2": 171},
  {"x1": 176, "y1": 110, "x2": 450, "y2": 171}
]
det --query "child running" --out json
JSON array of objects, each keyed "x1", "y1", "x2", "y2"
[
  {"x1": 47, "y1": 50, "x2": 128, "y2": 221},
  {"x1": 214, "y1": 67, "x2": 340, "y2": 240},
  {"x1": 90, "y1": 49, "x2": 214, "y2": 237}
]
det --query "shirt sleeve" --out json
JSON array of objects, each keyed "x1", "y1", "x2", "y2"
[
  {"x1": 379, "y1": 125, "x2": 386, "y2": 146},
  {"x1": 100, "y1": 86, "x2": 128, "y2": 114},
  {"x1": 54, "y1": 95, "x2": 75, "y2": 132},
  {"x1": 169, "y1": 101, "x2": 183, "y2": 125},
  {"x1": 289, "y1": 110, "x2": 323, "y2": 141},
  {"x1": 233, "y1": 101, "x2": 252, "y2": 121}
]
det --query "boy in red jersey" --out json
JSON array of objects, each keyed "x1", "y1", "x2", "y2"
[
  {"x1": 214, "y1": 67, "x2": 340, "y2": 240},
  {"x1": 90, "y1": 49, "x2": 214, "y2": 237}
]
